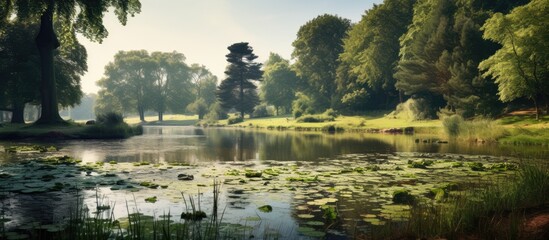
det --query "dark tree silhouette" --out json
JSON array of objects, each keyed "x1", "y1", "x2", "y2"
[
  {"x1": 1, "y1": 0, "x2": 141, "y2": 124},
  {"x1": 217, "y1": 42, "x2": 263, "y2": 118}
]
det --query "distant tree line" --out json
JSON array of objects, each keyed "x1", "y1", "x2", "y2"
[
  {"x1": 257, "y1": 0, "x2": 547, "y2": 120},
  {"x1": 1, "y1": 0, "x2": 546, "y2": 123},
  {"x1": 95, "y1": 50, "x2": 217, "y2": 121}
]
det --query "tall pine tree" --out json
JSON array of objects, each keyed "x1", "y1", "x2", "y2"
[{"x1": 217, "y1": 42, "x2": 263, "y2": 118}]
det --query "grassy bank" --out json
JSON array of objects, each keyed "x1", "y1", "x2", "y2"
[
  {"x1": 217, "y1": 113, "x2": 441, "y2": 134},
  {"x1": 0, "y1": 122, "x2": 142, "y2": 140}
]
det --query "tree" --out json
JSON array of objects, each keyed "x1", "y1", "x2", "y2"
[
  {"x1": 187, "y1": 98, "x2": 208, "y2": 120},
  {"x1": 1, "y1": 0, "x2": 141, "y2": 124},
  {"x1": 394, "y1": 0, "x2": 456, "y2": 118},
  {"x1": 260, "y1": 53, "x2": 300, "y2": 115},
  {"x1": 479, "y1": 0, "x2": 549, "y2": 119},
  {"x1": 190, "y1": 64, "x2": 217, "y2": 105},
  {"x1": 0, "y1": 20, "x2": 85, "y2": 123},
  {"x1": 394, "y1": 0, "x2": 529, "y2": 118},
  {"x1": 150, "y1": 51, "x2": 192, "y2": 121},
  {"x1": 292, "y1": 14, "x2": 351, "y2": 111},
  {"x1": 98, "y1": 50, "x2": 155, "y2": 121},
  {"x1": 337, "y1": 0, "x2": 415, "y2": 112},
  {"x1": 217, "y1": 42, "x2": 263, "y2": 118}
]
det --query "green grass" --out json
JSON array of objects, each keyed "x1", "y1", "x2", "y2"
[
  {"x1": 499, "y1": 128, "x2": 549, "y2": 145},
  {"x1": 124, "y1": 114, "x2": 198, "y2": 125},
  {"x1": 224, "y1": 114, "x2": 440, "y2": 133},
  {"x1": 442, "y1": 116, "x2": 508, "y2": 142}
]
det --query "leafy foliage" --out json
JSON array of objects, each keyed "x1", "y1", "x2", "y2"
[
  {"x1": 292, "y1": 92, "x2": 314, "y2": 118},
  {"x1": 1, "y1": 0, "x2": 141, "y2": 124},
  {"x1": 96, "y1": 50, "x2": 192, "y2": 121},
  {"x1": 337, "y1": 0, "x2": 415, "y2": 112},
  {"x1": 0, "y1": 20, "x2": 85, "y2": 123},
  {"x1": 292, "y1": 14, "x2": 351, "y2": 111},
  {"x1": 479, "y1": 0, "x2": 549, "y2": 118},
  {"x1": 260, "y1": 53, "x2": 300, "y2": 115}
]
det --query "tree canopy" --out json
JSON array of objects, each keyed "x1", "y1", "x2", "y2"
[
  {"x1": 292, "y1": 14, "x2": 351, "y2": 111},
  {"x1": 1, "y1": 0, "x2": 141, "y2": 124},
  {"x1": 188, "y1": 64, "x2": 218, "y2": 119},
  {"x1": 96, "y1": 50, "x2": 194, "y2": 121},
  {"x1": 0, "y1": 20, "x2": 85, "y2": 123},
  {"x1": 479, "y1": 0, "x2": 549, "y2": 119},
  {"x1": 260, "y1": 53, "x2": 300, "y2": 115},
  {"x1": 337, "y1": 0, "x2": 415, "y2": 112}
]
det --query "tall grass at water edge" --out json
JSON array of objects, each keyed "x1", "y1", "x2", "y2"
[
  {"x1": 389, "y1": 164, "x2": 549, "y2": 239},
  {"x1": 2, "y1": 181, "x2": 230, "y2": 240},
  {"x1": 442, "y1": 115, "x2": 508, "y2": 142}
]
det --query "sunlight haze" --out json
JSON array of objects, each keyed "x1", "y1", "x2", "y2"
[{"x1": 78, "y1": 0, "x2": 382, "y2": 94}]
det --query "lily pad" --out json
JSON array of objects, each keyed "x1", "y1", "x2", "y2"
[{"x1": 258, "y1": 205, "x2": 273, "y2": 213}]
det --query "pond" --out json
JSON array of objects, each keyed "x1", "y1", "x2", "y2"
[{"x1": 0, "y1": 126, "x2": 548, "y2": 239}]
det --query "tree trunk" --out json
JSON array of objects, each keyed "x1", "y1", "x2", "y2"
[
  {"x1": 158, "y1": 111, "x2": 163, "y2": 121},
  {"x1": 11, "y1": 102, "x2": 25, "y2": 124},
  {"x1": 533, "y1": 97, "x2": 540, "y2": 120},
  {"x1": 239, "y1": 77, "x2": 244, "y2": 118},
  {"x1": 35, "y1": 0, "x2": 63, "y2": 124},
  {"x1": 138, "y1": 105, "x2": 145, "y2": 122}
]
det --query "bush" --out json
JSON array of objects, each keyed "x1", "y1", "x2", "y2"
[
  {"x1": 204, "y1": 102, "x2": 228, "y2": 123},
  {"x1": 442, "y1": 115, "x2": 464, "y2": 137},
  {"x1": 252, "y1": 104, "x2": 271, "y2": 118},
  {"x1": 83, "y1": 123, "x2": 142, "y2": 139},
  {"x1": 186, "y1": 98, "x2": 208, "y2": 119},
  {"x1": 227, "y1": 115, "x2": 243, "y2": 125},
  {"x1": 96, "y1": 112, "x2": 124, "y2": 126},
  {"x1": 388, "y1": 98, "x2": 434, "y2": 120},
  {"x1": 322, "y1": 108, "x2": 339, "y2": 118},
  {"x1": 292, "y1": 92, "x2": 314, "y2": 118},
  {"x1": 296, "y1": 114, "x2": 335, "y2": 123}
]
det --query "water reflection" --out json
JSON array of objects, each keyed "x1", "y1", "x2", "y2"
[{"x1": 2, "y1": 126, "x2": 549, "y2": 164}]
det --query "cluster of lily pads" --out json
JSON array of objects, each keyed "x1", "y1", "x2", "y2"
[{"x1": 0, "y1": 148, "x2": 522, "y2": 239}]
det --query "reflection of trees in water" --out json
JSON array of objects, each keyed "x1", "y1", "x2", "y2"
[
  {"x1": 205, "y1": 130, "x2": 256, "y2": 161},
  {"x1": 47, "y1": 126, "x2": 549, "y2": 167}
]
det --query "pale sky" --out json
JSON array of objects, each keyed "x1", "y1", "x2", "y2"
[{"x1": 78, "y1": 0, "x2": 382, "y2": 94}]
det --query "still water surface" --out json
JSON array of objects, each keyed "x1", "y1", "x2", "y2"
[{"x1": 1, "y1": 126, "x2": 548, "y2": 238}]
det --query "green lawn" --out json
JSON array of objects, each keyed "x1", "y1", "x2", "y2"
[
  {"x1": 222, "y1": 114, "x2": 441, "y2": 133},
  {"x1": 124, "y1": 114, "x2": 198, "y2": 125}
]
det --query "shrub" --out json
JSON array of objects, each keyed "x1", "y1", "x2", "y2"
[
  {"x1": 442, "y1": 115, "x2": 464, "y2": 137},
  {"x1": 292, "y1": 92, "x2": 314, "y2": 118},
  {"x1": 96, "y1": 112, "x2": 124, "y2": 126},
  {"x1": 388, "y1": 98, "x2": 434, "y2": 120},
  {"x1": 296, "y1": 114, "x2": 335, "y2": 123},
  {"x1": 186, "y1": 98, "x2": 208, "y2": 120},
  {"x1": 204, "y1": 102, "x2": 228, "y2": 123},
  {"x1": 252, "y1": 104, "x2": 271, "y2": 118},
  {"x1": 323, "y1": 108, "x2": 338, "y2": 118},
  {"x1": 227, "y1": 115, "x2": 243, "y2": 125}
]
